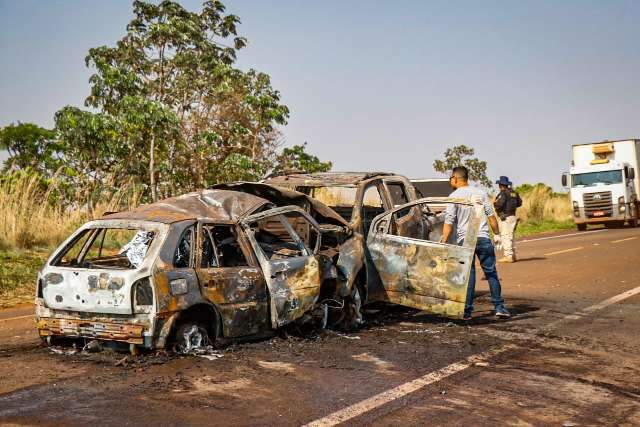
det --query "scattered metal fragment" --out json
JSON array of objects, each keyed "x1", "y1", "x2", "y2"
[{"x1": 83, "y1": 340, "x2": 103, "y2": 353}]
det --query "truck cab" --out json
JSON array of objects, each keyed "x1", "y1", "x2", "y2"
[{"x1": 563, "y1": 140, "x2": 640, "y2": 230}]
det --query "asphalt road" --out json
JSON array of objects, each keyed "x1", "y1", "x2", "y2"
[{"x1": 1, "y1": 227, "x2": 639, "y2": 426}]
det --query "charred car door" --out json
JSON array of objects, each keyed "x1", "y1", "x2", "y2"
[
  {"x1": 366, "y1": 198, "x2": 482, "y2": 318},
  {"x1": 195, "y1": 222, "x2": 269, "y2": 337},
  {"x1": 241, "y1": 206, "x2": 323, "y2": 329}
]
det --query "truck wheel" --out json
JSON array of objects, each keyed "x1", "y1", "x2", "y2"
[
  {"x1": 576, "y1": 224, "x2": 587, "y2": 231},
  {"x1": 632, "y1": 203, "x2": 640, "y2": 227}
]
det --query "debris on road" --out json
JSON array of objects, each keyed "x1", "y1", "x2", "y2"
[{"x1": 83, "y1": 340, "x2": 102, "y2": 353}]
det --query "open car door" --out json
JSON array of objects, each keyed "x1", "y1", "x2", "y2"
[
  {"x1": 366, "y1": 198, "x2": 483, "y2": 318},
  {"x1": 241, "y1": 206, "x2": 323, "y2": 329}
]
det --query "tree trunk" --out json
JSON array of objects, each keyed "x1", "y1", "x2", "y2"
[{"x1": 150, "y1": 133, "x2": 157, "y2": 202}]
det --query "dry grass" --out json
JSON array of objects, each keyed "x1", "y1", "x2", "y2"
[
  {"x1": 514, "y1": 185, "x2": 574, "y2": 237},
  {"x1": 0, "y1": 173, "x2": 143, "y2": 306},
  {"x1": 517, "y1": 185, "x2": 572, "y2": 223},
  {"x1": 0, "y1": 173, "x2": 142, "y2": 251}
]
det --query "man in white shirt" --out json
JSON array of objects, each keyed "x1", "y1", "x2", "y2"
[{"x1": 440, "y1": 166, "x2": 511, "y2": 320}]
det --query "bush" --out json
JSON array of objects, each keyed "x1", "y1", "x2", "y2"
[{"x1": 515, "y1": 183, "x2": 572, "y2": 226}]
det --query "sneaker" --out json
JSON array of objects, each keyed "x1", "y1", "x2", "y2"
[
  {"x1": 495, "y1": 308, "x2": 511, "y2": 319},
  {"x1": 463, "y1": 313, "x2": 472, "y2": 321},
  {"x1": 497, "y1": 257, "x2": 514, "y2": 263}
]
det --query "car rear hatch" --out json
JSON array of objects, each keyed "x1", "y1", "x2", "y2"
[{"x1": 41, "y1": 220, "x2": 168, "y2": 315}]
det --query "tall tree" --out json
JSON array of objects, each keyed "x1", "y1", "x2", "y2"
[
  {"x1": 0, "y1": 123, "x2": 58, "y2": 174},
  {"x1": 54, "y1": 107, "x2": 126, "y2": 216},
  {"x1": 272, "y1": 143, "x2": 332, "y2": 175},
  {"x1": 433, "y1": 145, "x2": 491, "y2": 187},
  {"x1": 81, "y1": 0, "x2": 290, "y2": 196}
]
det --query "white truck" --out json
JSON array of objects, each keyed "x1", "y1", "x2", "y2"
[{"x1": 563, "y1": 139, "x2": 640, "y2": 231}]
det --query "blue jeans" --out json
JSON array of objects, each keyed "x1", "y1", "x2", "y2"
[{"x1": 465, "y1": 237, "x2": 505, "y2": 316}]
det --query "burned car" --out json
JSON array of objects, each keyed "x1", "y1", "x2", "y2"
[
  {"x1": 35, "y1": 188, "x2": 350, "y2": 353},
  {"x1": 225, "y1": 176, "x2": 484, "y2": 321}
]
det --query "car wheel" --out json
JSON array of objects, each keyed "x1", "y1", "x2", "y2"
[
  {"x1": 576, "y1": 223, "x2": 587, "y2": 231},
  {"x1": 174, "y1": 322, "x2": 210, "y2": 353}
]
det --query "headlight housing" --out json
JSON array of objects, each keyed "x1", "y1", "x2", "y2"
[
  {"x1": 619, "y1": 196, "x2": 626, "y2": 213},
  {"x1": 133, "y1": 278, "x2": 154, "y2": 313},
  {"x1": 573, "y1": 201, "x2": 580, "y2": 217}
]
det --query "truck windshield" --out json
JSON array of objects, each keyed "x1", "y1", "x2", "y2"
[{"x1": 571, "y1": 170, "x2": 623, "y2": 187}]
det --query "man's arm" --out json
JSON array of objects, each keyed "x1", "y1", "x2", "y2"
[
  {"x1": 488, "y1": 214, "x2": 500, "y2": 235},
  {"x1": 441, "y1": 223, "x2": 453, "y2": 243},
  {"x1": 440, "y1": 202, "x2": 456, "y2": 243}
]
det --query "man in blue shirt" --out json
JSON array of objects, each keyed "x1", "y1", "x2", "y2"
[{"x1": 440, "y1": 166, "x2": 511, "y2": 320}]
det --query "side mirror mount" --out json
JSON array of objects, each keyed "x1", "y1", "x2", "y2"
[
  {"x1": 629, "y1": 167, "x2": 635, "y2": 181},
  {"x1": 561, "y1": 173, "x2": 568, "y2": 187}
]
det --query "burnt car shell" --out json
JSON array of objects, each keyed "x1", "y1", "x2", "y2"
[
  {"x1": 35, "y1": 188, "x2": 344, "y2": 351},
  {"x1": 242, "y1": 176, "x2": 485, "y2": 320}
]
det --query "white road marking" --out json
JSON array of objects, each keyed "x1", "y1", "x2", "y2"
[
  {"x1": 581, "y1": 284, "x2": 640, "y2": 313},
  {"x1": 519, "y1": 229, "x2": 607, "y2": 243},
  {"x1": 302, "y1": 345, "x2": 517, "y2": 427},
  {"x1": 302, "y1": 284, "x2": 640, "y2": 427},
  {"x1": 543, "y1": 284, "x2": 640, "y2": 329},
  {"x1": 544, "y1": 246, "x2": 583, "y2": 256},
  {"x1": 0, "y1": 314, "x2": 33, "y2": 323},
  {"x1": 611, "y1": 237, "x2": 638, "y2": 244}
]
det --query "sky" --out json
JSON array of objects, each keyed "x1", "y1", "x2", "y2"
[{"x1": 1, "y1": 0, "x2": 640, "y2": 189}]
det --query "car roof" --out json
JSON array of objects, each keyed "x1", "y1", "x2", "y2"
[
  {"x1": 212, "y1": 182, "x2": 349, "y2": 227},
  {"x1": 264, "y1": 171, "x2": 397, "y2": 187},
  {"x1": 103, "y1": 189, "x2": 271, "y2": 224},
  {"x1": 411, "y1": 178, "x2": 450, "y2": 182}
]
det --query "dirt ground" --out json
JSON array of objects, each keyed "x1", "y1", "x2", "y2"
[{"x1": 1, "y1": 227, "x2": 639, "y2": 426}]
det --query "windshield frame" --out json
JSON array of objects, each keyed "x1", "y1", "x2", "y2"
[{"x1": 48, "y1": 221, "x2": 168, "y2": 271}]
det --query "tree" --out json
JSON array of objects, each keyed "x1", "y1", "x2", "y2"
[
  {"x1": 0, "y1": 123, "x2": 58, "y2": 174},
  {"x1": 433, "y1": 145, "x2": 491, "y2": 187},
  {"x1": 272, "y1": 143, "x2": 332, "y2": 175},
  {"x1": 3, "y1": 0, "x2": 332, "y2": 207},
  {"x1": 80, "y1": 0, "x2": 290, "y2": 196},
  {"x1": 54, "y1": 107, "x2": 126, "y2": 216}
]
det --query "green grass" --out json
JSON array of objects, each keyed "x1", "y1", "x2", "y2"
[
  {"x1": 0, "y1": 249, "x2": 48, "y2": 308},
  {"x1": 516, "y1": 219, "x2": 576, "y2": 238}
]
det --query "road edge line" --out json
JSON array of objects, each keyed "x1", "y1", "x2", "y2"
[
  {"x1": 301, "y1": 345, "x2": 517, "y2": 427},
  {"x1": 302, "y1": 284, "x2": 640, "y2": 427}
]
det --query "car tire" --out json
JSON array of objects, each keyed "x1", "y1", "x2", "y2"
[
  {"x1": 576, "y1": 223, "x2": 587, "y2": 231},
  {"x1": 174, "y1": 322, "x2": 210, "y2": 353}
]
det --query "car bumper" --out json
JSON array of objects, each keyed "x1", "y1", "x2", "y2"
[{"x1": 35, "y1": 299, "x2": 154, "y2": 347}]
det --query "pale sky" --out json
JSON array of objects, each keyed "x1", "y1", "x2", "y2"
[{"x1": 2, "y1": 0, "x2": 640, "y2": 189}]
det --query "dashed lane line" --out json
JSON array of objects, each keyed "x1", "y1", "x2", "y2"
[
  {"x1": 611, "y1": 237, "x2": 638, "y2": 244},
  {"x1": 301, "y1": 284, "x2": 640, "y2": 427},
  {"x1": 543, "y1": 246, "x2": 583, "y2": 256}
]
